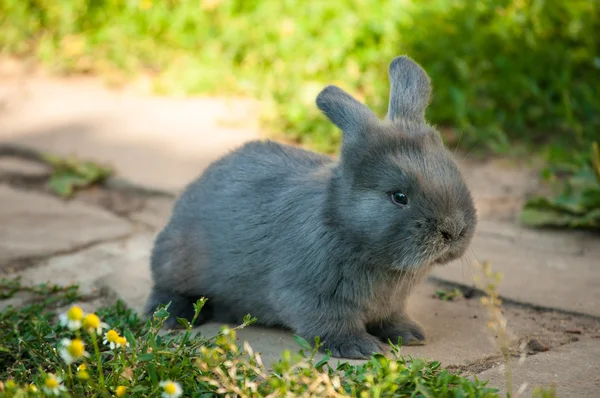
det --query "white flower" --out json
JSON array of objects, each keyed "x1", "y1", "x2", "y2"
[
  {"x1": 82, "y1": 313, "x2": 109, "y2": 335},
  {"x1": 103, "y1": 330, "x2": 129, "y2": 350},
  {"x1": 103, "y1": 329, "x2": 120, "y2": 349},
  {"x1": 160, "y1": 380, "x2": 183, "y2": 398},
  {"x1": 58, "y1": 338, "x2": 88, "y2": 365},
  {"x1": 43, "y1": 374, "x2": 66, "y2": 396},
  {"x1": 58, "y1": 305, "x2": 84, "y2": 331}
]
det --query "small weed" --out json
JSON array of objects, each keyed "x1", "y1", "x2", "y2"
[
  {"x1": 474, "y1": 261, "x2": 514, "y2": 396},
  {"x1": 42, "y1": 153, "x2": 113, "y2": 198},
  {"x1": 434, "y1": 288, "x2": 464, "y2": 302},
  {"x1": 473, "y1": 261, "x2": 560, "y2": 398},
  {"x1": 0, "y1": 145, "x2": 112, "y2": 197}
]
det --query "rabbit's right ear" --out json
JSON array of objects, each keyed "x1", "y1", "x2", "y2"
[
  {"x1": 387, "y1": 56, "x2": 432, "y2": 124},
  {"x1": 316, "y1": 85, "x2": 379, "y2": 147}
]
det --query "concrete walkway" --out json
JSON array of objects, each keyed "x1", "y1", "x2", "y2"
[{"x1": 1, "y1": 67, "x2": 599, "y2": 397}]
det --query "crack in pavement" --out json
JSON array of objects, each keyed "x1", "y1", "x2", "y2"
[
  {"x1": 428, "y1": 276, "x2": 600, "y2": 322},
  {"x1": 0, "y1": 233, "x2": 134, "y2": 274}
]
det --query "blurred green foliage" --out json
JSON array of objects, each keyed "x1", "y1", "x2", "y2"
[
  {"x1": 1, "y1": 0, "x2": 599, "y2": 227},
  {"x1": 405, "y1": 0, "x2": 599, "y2": 154},
  {"x1": 520, "y1": 142, "x2": 600, "y2": 229}
]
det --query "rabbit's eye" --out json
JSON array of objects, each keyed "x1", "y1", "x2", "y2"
[{"x1": 390, "y1": 192, "x2": 408, "y2": 207}]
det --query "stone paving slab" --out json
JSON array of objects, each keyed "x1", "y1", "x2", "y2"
[
  {"x1": 432, "y1": 220, "x2": 600, "y2": 317},
  {"x1": 459, "y1": 158, "x2": 543, "y2": 222},
  {"x1": 477, "y1": 338, "x2": 600, "y2": 398},
  {"x1": 0, "y1": 76, "x2": 261, "y2": 192},
  {"x1": 8, "y1": 233, "x2": 153, "y2": 298},
  {"x1": 0, "y1": 185, "x2": 132, "y2": 267},
  {"x1": 129, "y1": 197, "x2": 175, "y2": 230}
]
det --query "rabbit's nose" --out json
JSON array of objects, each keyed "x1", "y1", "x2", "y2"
[
  {"x1": 440, "y1": 229, "x2": 454, "y2": 243},
  {"x1": 439, "y1": 218, "x2": 465, "y2": 243}
]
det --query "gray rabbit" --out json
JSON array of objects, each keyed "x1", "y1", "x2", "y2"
[{"x1": 145, "y1": 55, "x2": 477, "y2": 359}]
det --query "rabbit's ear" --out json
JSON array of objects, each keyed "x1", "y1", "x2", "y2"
[
  {"x1": 387, "y1": 56, "x2": 431, "y2": 123},
  {"x1": 316, "y1": 85, "x2": 379, "y2": 146}
]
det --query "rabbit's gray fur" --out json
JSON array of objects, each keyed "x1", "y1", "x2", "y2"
[{"x1": 145, "y1": 55, "x2": 477, "y2": 359}]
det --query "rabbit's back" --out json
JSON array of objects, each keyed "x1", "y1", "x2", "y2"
[{"x1": 150, "y1": 140, "x2": 333, "y2": 324}]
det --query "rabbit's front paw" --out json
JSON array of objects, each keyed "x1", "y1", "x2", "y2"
[
  {"x1": 321, "y1": 333, "x2": 384, "y2": 359},
  {"x1": 368, "y1": 317, "x2": 426, "y2": 346}
]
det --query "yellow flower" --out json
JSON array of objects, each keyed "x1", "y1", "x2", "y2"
[
  {"x1": 82, "y1": 313, "x2": 108, "y2": 335},
  {"x1": 59, "y1": 305, "x2": 84, "y2": 330},
  {"x1": 104, "y1": 329, "x2": 120, "y2": 349},
  {"x1": 43, "y1": 374, "x2": 66, "y2": 396},
  {"x1": 45, "y1": 377, "x2": 58, "y2": 389},
  {"x1": 105, "y1": 330, "x2": 119, "y2": 342},
  {"x1": 77, "y1": 367, "x2": 90, "y2": 380},
  {"x1": 115, "y1": 336, "x2": 129, "y2": 349},
  {"x1": 77, "y1": 364, "x2": 90, "y2": 379},
  {"x1": 115, "y1": 385, "x2": 127, "y2": 397},
  {"x1": 160, "y1": 381, "x2": 182, "y2": 398},
  {"x1": 28, "y1": 384, "x2": 38, "y2": 393},
  {"x1": 59, "y1": 338, "x2": 88, "y2": 364},
  {"x1": 82, "y1": 313, "x2": 99, "y2": 330}
]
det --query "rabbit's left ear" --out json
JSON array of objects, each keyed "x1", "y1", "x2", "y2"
[
  {"x1": 316, "y1": 85, "x2": 379, "y2": 149},
  {"x1": 387, "y1": 56, "x2": 432, "y2": 123}
]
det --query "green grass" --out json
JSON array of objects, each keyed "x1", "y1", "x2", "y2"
[
  {"x1": 0, "y1": 278, "x2": 502, "y2": 397},
  {"x1": 0, "y1": 0, "x2": 598, "y2": 227}
]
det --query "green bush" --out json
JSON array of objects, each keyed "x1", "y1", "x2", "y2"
[{"x1": 1, "y1": 0, "x2": 597, "y2": 153}]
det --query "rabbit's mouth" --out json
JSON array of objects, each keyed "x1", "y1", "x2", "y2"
[
  {"x1": 433, "y1": 244, "x2": 468, "y2": 265},
  {"x1": 389, "y1": 233, "x2": 467, "y2": 270},
  {"x1": 393, "y1": 248, "x2": 447, "y2": 271}
]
